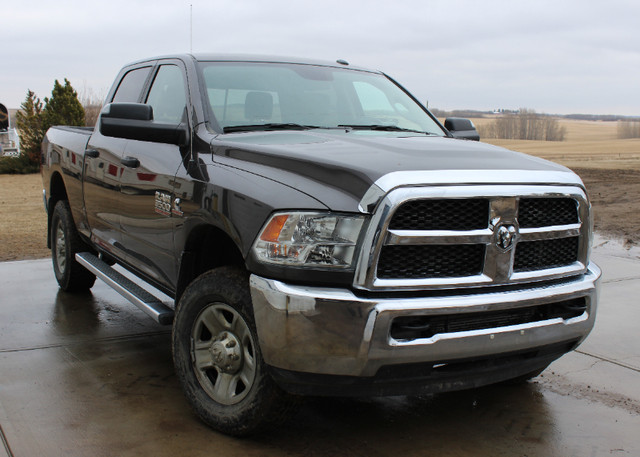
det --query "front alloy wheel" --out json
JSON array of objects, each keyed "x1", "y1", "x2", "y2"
[
  {"x1": 172, "y1": 267, "x2": 292, "y2": 436},
  {"x1": 192, "y1": 303, "x2": 257, "y2": 405}
]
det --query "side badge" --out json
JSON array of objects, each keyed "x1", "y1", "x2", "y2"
[
  {"x1": 155, "y1": 192, "x2": 184, "y2": 217},
  {"x1": 155, "y1": 191, "x2": 171, "y2": 216}
]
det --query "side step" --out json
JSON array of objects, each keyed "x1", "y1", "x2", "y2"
[{"x1": 75, "y1": 252, "x2": 174, "y2": 325}]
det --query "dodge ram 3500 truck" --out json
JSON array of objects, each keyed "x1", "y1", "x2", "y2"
[{"x1": 42, "y1": 54, "x2": 601, "y2": 436}]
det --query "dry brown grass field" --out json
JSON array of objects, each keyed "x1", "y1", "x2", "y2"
[
  {"x1": 0, "y1": 118, "x2": 638, "y2": 261},
  {"x1": 473, "y1": 117, "x2": 640, "y2": 170},
  {"x1": 0, "y1": 173, "x2": 50, "y2": 261}
]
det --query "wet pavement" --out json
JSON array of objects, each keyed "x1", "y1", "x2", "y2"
[{"x1": 1, "y1": 245, "x2": 639, "y2": 456}]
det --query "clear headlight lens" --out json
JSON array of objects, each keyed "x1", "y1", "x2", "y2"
[{"x1": 252, "y1": 212, "x2": 365, "y2": 268}]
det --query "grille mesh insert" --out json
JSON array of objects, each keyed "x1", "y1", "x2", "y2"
[
  {"x1": 514, "y1": 237, "x2": 579, "y2": 272},
  {"x1": 519, "y1": 198, "x2": 578, "y2": 227},
  {"x1": 377, "y1": 244, "x2": 485, "y2": 279},
  {"x1": 389, "y1": 199, "x2": 489, "y2": 231}
]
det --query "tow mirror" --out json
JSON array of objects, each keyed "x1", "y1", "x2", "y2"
[
  {"x1": 99, "y1": 103, "x2": 189, "y2": 146},
  {"x1": 444, "y1": 117, "x2": 480, "y2": 141}
]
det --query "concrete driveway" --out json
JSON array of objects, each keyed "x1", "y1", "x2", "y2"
[{"x1": 1, "y1": 244, "x2": 638, "y2": 456}]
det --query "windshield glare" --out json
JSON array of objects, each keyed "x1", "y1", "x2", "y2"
[{"x1": 199, "y1": 62, "x2": 444, "y2": 135}]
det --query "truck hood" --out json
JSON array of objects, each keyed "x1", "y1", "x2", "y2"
[{"x1": 211, "y1": 130, "x2": 580, "y2": 212}]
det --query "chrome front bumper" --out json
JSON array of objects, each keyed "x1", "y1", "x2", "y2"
[{"x1": 250, "y1": 263, "x2": 601, "y2": 378}]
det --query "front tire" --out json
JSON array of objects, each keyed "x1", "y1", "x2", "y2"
[
  {"x1": 172, "y1": 267, "x2": 292, "y2": 436},
  {"x1": 50, "y1": 200, "x2": 96, "y2": 292}
]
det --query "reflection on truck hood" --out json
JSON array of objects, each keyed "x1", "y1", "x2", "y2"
[{"x1": 211, "y1": 130, "x2": 571, "y2": 212}]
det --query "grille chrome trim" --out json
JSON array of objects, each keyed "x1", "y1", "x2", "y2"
[
  {"x1": 519, "y1": 224, "x2": 581, "y2": 241},
  {"x1": 386, "y1": 229, "x2": 493, "y2": 246},
  {"x1": 353, "y1": 184, "x2": 590, "y2": 291},
  {"x1": 358, "y1": 170, "x2": 585, "y2": 213}
]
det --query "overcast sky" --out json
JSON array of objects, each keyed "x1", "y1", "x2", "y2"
[{"x1": 3, "y1": 0, "x2": 639, "y2": 115}]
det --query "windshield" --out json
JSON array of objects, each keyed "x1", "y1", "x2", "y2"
[{"x1": 198, "y1": 62, "x2": 445, "y2": 136}]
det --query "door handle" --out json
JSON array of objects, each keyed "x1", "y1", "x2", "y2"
[
  {"x1": 121, "y1": 157, "x2": 140, "y2": 168},
  {"x1": 85, "y1": 149, "x2": 99, "y2": 158}
]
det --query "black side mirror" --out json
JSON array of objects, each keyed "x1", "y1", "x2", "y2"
[
  {"x1": 99, "y1": 103, "x2": 189, "y2": 146},
  {"x1": 444, "y1": 117, "x2": 480, "y2": 141}
]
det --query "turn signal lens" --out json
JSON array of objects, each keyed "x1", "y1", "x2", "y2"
[{"x1": 260, "y1": 214, "x2": 289, "y2": 242}]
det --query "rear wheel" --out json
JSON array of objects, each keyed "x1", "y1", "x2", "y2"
[
  {"x1": 172, "y1": 266, "x2": 293, "y2": 436},
  {"x1": 51, "y1": 200, "x2": 96, "y2": 292}
]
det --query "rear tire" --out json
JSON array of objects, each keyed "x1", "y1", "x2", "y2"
[
  {"x1": 172, "y1": 266, "x2": 293, "y2": 436},
  {"x1": 51, "y1": 200, "x2": 96, "y2": 292}
]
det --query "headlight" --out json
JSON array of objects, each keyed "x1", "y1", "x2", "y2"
[{"x1": 252, "y1": 212, "x2": 365, "y2": 268}]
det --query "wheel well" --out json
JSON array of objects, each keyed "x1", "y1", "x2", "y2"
[
  {"x1": 47, "y1": 172, "x2": 69, "y2": 248},
  {"x1": 176, "y1": 225, "x2": 246, "y2": 303}
]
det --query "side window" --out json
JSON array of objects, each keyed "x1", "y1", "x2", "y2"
[
  {"x1": 146, "y1": 65, "x2": 187, "y2": 124},
  {"x1": 112, "y1": 67, "x2": 151, "y2": 103}
]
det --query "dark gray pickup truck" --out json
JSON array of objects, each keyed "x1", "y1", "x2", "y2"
[{"x1": 41, "y1": 54, "x2": 601, "y2": 435}]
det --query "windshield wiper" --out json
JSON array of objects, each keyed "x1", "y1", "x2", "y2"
[
  {"x1": 224, "y1": 123, "x2": 434, "y2": 135},
  {"x1": 338, "y1": 124, "x2": 431, "y2": 134},
  {"x1": 223, "y1": 123, "x2": 322, "y2": 133}
]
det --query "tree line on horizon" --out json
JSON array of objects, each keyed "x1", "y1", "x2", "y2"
[
  {"x1": 431, "y1": 108, "x2": 640, "y2": 123},
  {"x1": 433, "y1": 108, "x2": 640, "y2": 141}
]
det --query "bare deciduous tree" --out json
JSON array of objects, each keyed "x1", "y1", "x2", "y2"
[
  {"x1": 617, "y1": 120, "x2": 640, "y2": 139},
  {"x1": 478, "y1": 109, "x2": 566, "y2": 141},
  {"x1": 78, "y1": 86, "x2": 106, "y2": 127}
]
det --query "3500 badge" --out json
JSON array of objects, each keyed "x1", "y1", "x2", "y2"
[{"x1": 154, "y1": 191, "x2": 183, "y2": 216}]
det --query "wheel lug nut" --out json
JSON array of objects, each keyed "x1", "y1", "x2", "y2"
[{"x1": 226, "y1": 340, "x2": 237, "y2": 348}]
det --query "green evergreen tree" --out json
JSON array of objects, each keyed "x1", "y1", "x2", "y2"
[
  {"x1": 43, "y1": 79, "x2": 85, "y2": 128},
  {"x1": 13, "y1": 79, "x2": 85, "y2": 169},
  {"x1": 15, "y1": 90, "x2": 45, "y2": 167}
]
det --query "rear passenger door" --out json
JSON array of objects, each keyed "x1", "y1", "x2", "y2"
[
  {"x1": 117, "y1": 61, "x2": 190, "y2": 290},
  {"x1": 83, "y1": 64, "x2": 152, "y2": 255}
]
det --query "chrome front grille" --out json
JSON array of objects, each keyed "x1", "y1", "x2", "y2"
[{"x1": 354, "y1": 184, "x2": 591, "y2": 291}]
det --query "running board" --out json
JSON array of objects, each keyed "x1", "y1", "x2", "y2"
[{"x1": 75, "y1": 252, "x2": 174, "y2": 325}]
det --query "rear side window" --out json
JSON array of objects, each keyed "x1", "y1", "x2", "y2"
[{"x1": 112, "y1": 67, "x2": 151, "y2": 103}]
